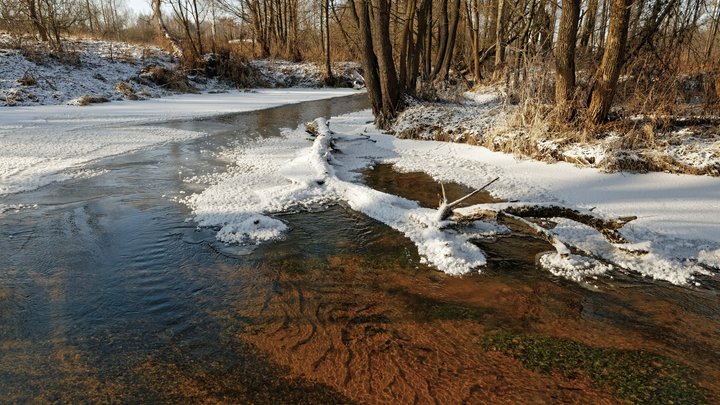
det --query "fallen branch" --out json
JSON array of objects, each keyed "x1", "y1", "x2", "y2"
[
  {"x1": 436, "y1": 177, "x2": 499, "y2": 221},
  {"x1": 453, "y1": 203, "x2": 637, "y2": 245}
]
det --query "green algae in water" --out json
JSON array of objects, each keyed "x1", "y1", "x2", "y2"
[
  {"x1": 426, "y1": 302, "x2": 485, "y2": 321},
  {"x1": 480, "y1": 331, "x2": 707, "y2": 404}
]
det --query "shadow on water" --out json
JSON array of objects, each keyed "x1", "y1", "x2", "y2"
[{"x1": 0, "y1": 93, "x2": 718, "y2": 404}]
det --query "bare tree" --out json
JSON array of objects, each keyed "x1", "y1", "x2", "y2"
[
  {"x1": 587, "y1": 0, "x2": 633, "y2": 124},
  {"x1": 492, "y1": 0, "x2": 506, "y2": 81},
  {"x1": 24, "y1": 0, "x2": 50, "y2": 41},
  {"x1": 436, "y1": 0, "x2": 461, "y2": 81},
  {"x1": 153, "y1": 0, "x2": 183, "y2": 56},
  {"x1": 554, "y1": 0, "x2": 580, "y2": 108}
]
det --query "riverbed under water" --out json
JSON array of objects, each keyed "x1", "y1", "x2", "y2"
[{"x1": 1, "y1": 94, "x2": 718, "y2": 404}]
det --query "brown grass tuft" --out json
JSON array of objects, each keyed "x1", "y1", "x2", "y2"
[
  {"x1": 115, "y1": 82, "x2": 138, "y2": 100},
  {"x1": 77, "y1": 94, "x2": 111, "y2": 106},
  {"x1": 18, "y1": 71, "x2": 37, "y2": 86}
]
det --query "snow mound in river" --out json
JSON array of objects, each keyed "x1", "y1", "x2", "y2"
[{"x1": 184, "y1": 112, "x2": 508, "y2": 275}]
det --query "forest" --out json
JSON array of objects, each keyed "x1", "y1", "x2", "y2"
[{"x1": 2, "y1": 0, "x2": 720, "y2": 175}]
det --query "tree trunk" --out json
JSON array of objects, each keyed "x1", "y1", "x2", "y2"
[
  {"x1": 514, "y1": 0, "x2": 536, "y2": 84},
  {"x1": 437, "y1": 0, "x2": 461, "y2": 81},
  {"x1": 587, "y1": 0, "x2": 632, "y2": 124},
  {"x1": 153, "y1": 0, "x2": 183, "y2": 56},
  {"x1": 434, "y1": 0, "x2": 449, "y2": 73},
  {"x1": 465, "y1": 0, "x2": 482, "y2": 83},
  {"x1": 352, "y1": 0, "x2": 383, "y2": 120},
  {"x1": 598, "y1": 0, "x2": 609, "y2": 48},
  {"x1": 85, "y1": 0, "x2": 94, "y2": 34},
  {"x1": 325, "y1": 0, "x2": 332, "y2": 78},
  {"x1": 26, "y1": 0, "x2": 49, "y2": 41},
  {"x1": 485, "y1": 0, "x2": 498, "y2": 49},
  {"x1": 371, "y1": 0, "x2": 401, "y2": 125},
  {"x1": 492, "y1": 0, "x2": 506, "y2": 81},
  {"x1": 410, "y1": 0, "x2": 430, "y2": 90},
  {"x1": 705, "y1": 0, "x2": 720, "y2": 59},
  {"x1": 424, "y1": 1, "x2": 432, "y2": 77},
  {"x1": 579, "y1": 0, "x2": 598, "y2": 47},
  {"x1": 399, "y1": 0, "x2": 417, "y2": 91},
  {"x1": 192, "y1": 0, "x2": 204, "y2": 56},
  {"x1": 554, "y1": 0, "x2": 580, "y2": 107},
  {"x1": 546, "y1": 0, "x2": 558, "y2": 50}
]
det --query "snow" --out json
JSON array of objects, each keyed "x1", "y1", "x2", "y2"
[
  {"x1": 538, "y1": 252, "x2": 613, "y2": 282},
  {"x1": 0, "y1": 88, "x2": 359, "y2": 195},
  {"x1": 1, "y1": 36, "x2": 718, "y2": 286},
  {"x1": 0, "y1": 35, "x2": 363, "y2": 107},
  {"x1": 183, "y1": 114, "x2": 495, "y2": 274},
  {"x1": 182, "y1": 109, "x2": 719, "y2": 285},
  {"x1": 699, "y1": 248, "x2": 720, "y2": 268}
]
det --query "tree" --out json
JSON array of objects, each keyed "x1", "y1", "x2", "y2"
[
  {"x1": 398, "y1": 0, "x2": 417, "y2": 91},
  {"x1": 436, "y1": 0, "x2": 461, "y2": 82},
  {"x1": 554, "y1": 0, "x2": 580, "y2": 108},
  {"x1": 492, "y1": 0, "x2": 506, "y2": 81},
  {"x1": 25, "y1": 0, "x2": 49, "y2": 41},
  {"x1": 586, "y1": 0, "x2": 632, "y2": 124},
  {"x1": 370, "y1": 0, "x2": 401, "y2": 124},
  {"x1": 153, "y1": 0, "x2": 183, "y2": 56},
  {"x1": 579, "y1": 0, "x2": 599, "y2": 47}
]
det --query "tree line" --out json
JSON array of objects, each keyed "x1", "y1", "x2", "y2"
[{"x1": 3, "y1": 0, "x2": 719, "y2": 126}]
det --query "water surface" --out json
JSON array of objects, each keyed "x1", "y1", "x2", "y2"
[{"x1": 1, "y1": 93, "x2": 718, "y2": 404}]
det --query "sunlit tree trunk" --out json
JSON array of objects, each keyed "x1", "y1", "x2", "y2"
[
  {"x1": 433, "y1": 0, "x2": 450, "y2": 74},
  {"x1": 153, "y1": 0, "x2": 183, "y2": 56},
  {"x1": 25, "y1": 0, "x2": 48, "y2": 41},
  {"x1": 554, "y1": 0, "x2": 580, "y2": 107},
  {"x1": 492, "y1": 0, "x2": 505, "y2": 81},
  {"x1": 399, "y1": 0, "x2": 417, "y2": 91},
  {"x1": 587, "y1": 0, "x2": 632, "y2": 124},
  {"x1": 371, "y1": 0, "x2": 401, "y2": 124},
  {"x1": 436, "y1": 0, "x2": 460, "y2": 81}
]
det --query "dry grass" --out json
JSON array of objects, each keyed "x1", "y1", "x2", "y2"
[
  {"x1": 114, "y1": 82, "x2": 138, "y2": 100},
  {"x1": 137, "y1": 64, "x2": 197, "y2": 93},
  {"x1": 76, "y1": 94, "x2": 110, "y2": 106},
  {"x1": 18, "y1": 70, "x2": 37, "y2": 86},
  {"x1": 395, "y1": 55, "x2": 720, "y2": 177},
  {"x1": 475, "y1": 54, "x2": 720, "y2": 176}
]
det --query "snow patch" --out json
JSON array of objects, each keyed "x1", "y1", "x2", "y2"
[
  {"x1": 698, "y1": 248, "x2": 720, "y2": 268},
  {"x1": 538, "y1": 252, "x2": 613, "y2": 282}
]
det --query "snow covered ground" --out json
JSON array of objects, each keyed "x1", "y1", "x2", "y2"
[
  {"x1": 0, "y1": 34, "x2": 362, "y2": 107},
  {"x1": 0, "y1": 89, "x2": 360, "y2": 195},
  {"x1": 183, "y1": 108, "x2": 720, "y2": 287}
]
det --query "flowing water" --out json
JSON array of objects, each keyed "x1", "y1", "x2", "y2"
[{"x1": 1, "y1": 94, "x2": 719, "y2": 404}]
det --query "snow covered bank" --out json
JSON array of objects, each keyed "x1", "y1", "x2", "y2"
[
  {"x1": 185, "y1": 108, "x2": 720, "y2": 286},
  {"x1": 0, "y1": 35, "x2": 363, "y2": 107},
  {"x1": 0, "y1": 88, "x2": 360, "y2": 195},
  {"x1": 394, "y1": 89, "x2": 720, "y2": 177}
]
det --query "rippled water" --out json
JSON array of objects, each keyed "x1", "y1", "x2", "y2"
[{"x1": 1, "y1": 94, "x2": 719, "y2": 404}]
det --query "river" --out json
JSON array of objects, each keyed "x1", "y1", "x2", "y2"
[{"x1": 0, "y1": 94, "x2": 718, "y2": 404}]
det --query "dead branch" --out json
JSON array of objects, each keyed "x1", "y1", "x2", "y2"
[
  {"x1": 436, "y1": 177, "x2": 499, "y2": 221},
  {"x1": 453, "y1": 203, "x2": 637, "y2": 245}
]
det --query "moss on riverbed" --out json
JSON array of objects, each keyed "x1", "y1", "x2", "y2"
[{"x1": 480, "y1": 331, "x2": 707, "y2": 404}]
